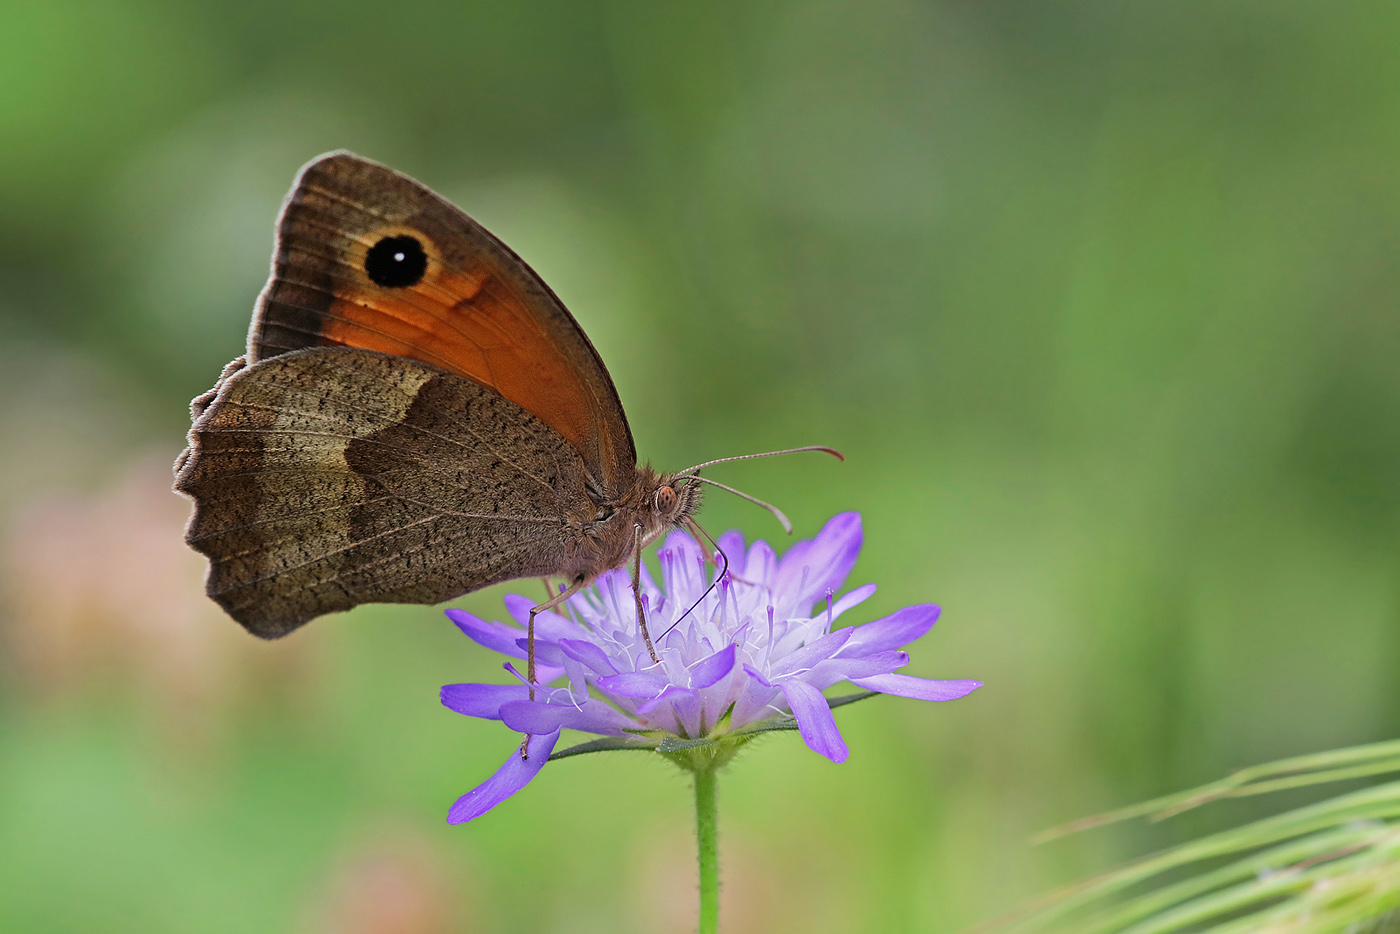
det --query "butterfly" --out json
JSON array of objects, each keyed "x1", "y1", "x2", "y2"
[{"x1": 174, "y1": 151, "x2": 836, "y2": 666}]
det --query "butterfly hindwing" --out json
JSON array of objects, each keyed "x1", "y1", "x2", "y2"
[{"x1": 175, "y1": 346, "x2": 589, "y2": 638}]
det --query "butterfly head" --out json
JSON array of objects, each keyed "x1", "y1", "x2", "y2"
[
  {"x1": 652, "y1": 474, "x2": 702, "y2": 526},
  {"x1": 619, "y1": 469, "x2": 701, "y2": 554},
  {"x1": 581, "y1": 466, "x2": 697, "y2": 538}
]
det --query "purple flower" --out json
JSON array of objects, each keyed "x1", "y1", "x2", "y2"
[{"x1": 440, "y1": 512, "x2": 981, "y2": 823}]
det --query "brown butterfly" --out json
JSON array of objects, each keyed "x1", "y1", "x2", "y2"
[{"x1": 174, "y1": 151, "x2": 835, "y2": 666}]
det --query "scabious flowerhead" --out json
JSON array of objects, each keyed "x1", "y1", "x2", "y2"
[{"x1": 440, "y1": 512, "x2": 981, "y2": 823}]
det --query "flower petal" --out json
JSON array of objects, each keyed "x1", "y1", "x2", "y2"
[
  {"x1": 742, "y1": 663, "x2": 774, "y2": 688},
  {"x1": 447, "y1": 730, "x2": 560, "y2": 824},
  {"x1": 559, "y1": 651, "x2": 591, "y2": 700},
  {"x1": 518, "y1": 638, "x2": 568, "y2": 666},
  {"x1": 499, "y1": 699, "x2": 633, "y2": 735},
  {"x1": 502, "y1": 593, "x2": 572, "y2": 636},
  {"x1": 842, "y1": 604, "x2": 941, "y2": 656},
  {"x1": 740, "y1": 539, "x2": 777, "y2": 585},
  {"x1": 574, "y1": 568, "x2": 636, "y2": 630},
  {"x1": 596, "y1": 671, "x2": 670, "y2": 698},
  {"x1": 803, "y1": 650, "x2": 909, "y2": 689},
  {"x1": 636, "y1": 684, "x2": 695, "y2": 715},
  {"x1": 440, "y1": 683, "x2": 530, "y2": 719},
  {"x1": 557, "y1": 639, "x2": 619, "y2": 676},
  {"x1": 775, "y1": 512, "x2": 862, "y2": 606},
  {"x1": 716, "y1": 529, "x2": 746, "y2": 564},
  {"x1": 768, "y1": 627, "x2": 854, "y2": 679},
  {"x1": 446, "y1": 608, "x2": 525, "y2": 657},
  {"x1": 730, "y1": 680, "x2": 782, "y2": 728},
  {"x1": 689, "y1": 643, "x2": 736, "y2": 689},
  {"x1": 446, "y1": 611, "x2": 566, "y2": 683},
  {"x1": 851, "y1": 673, "x2": 982, "y2": 701},
  {"x1": 660, "y1": 528, "x2": 708, "y2": 595},
  {"x1": 780, "y1": 679, "x2": 849, "y2": 763},
  {"x1": 829, "y1": 583, "x2": 877, "y2": 621}
]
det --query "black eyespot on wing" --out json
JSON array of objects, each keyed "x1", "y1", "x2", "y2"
[{"x1": 365, "y1": 235, "x2": 428, "y2": 288}]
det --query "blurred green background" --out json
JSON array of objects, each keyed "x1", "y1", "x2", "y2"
[{"x1": 1, "y1": 1, "x2": 1397, "y2": 931}]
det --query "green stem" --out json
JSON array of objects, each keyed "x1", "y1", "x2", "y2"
[{"x1": 694, "y1": 767, "x2": 719, "y2": 934}]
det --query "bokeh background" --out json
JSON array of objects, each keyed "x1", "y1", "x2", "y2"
[{"x1": 1, "y1": 1, "x2": 1397, "y2": 931}]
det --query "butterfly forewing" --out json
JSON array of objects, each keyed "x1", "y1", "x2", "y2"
[{"x1": 250, "y1": 151, "x2": 637, "y2": 495}]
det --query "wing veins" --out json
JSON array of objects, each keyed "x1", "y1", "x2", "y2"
[
  {"x1": 187, "y1": 494, "x2": 398, "y2": 542},
  {"x1": 209, "y1": 418, "x2": 560, "y2": 495},
  {"x1": 206, "y1": 502, "x2": 553, "y2": 564},
  {"x1": 218, "y1": 377, "x2": 568, "y2": 492},
  {"x1": 220, "y1": 514, "x2": 548, "y2": 593}
]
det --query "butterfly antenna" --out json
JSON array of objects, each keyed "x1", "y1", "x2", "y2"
[
  {"x1": 675, "y1": 445, "x2": 843, "y2": 476},
  {"x1": 687, "y1": 476, "x2": 793, "y2": 534},
  {"x1": 658, "y1": 519, "x2": 730, "y2": 641}
]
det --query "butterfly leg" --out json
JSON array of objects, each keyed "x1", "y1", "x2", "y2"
[
  {"x1": 526, "y1": 580, "x2": 584, "y2": 698},
  {"x1": 632, "y1": 524, "x2": 661, "y2": 665},
  {"x1": 520, "y1": 578, "x2": 586, "y2": 759}
]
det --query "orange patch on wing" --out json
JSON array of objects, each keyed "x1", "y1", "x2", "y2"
[{"x1": 322, "y1": 265, "x2": 597, "y2": 456}]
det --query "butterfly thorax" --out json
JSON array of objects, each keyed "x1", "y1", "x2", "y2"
[{"x1": 559, "y1": 466, "x2": 702, "y2": 586}]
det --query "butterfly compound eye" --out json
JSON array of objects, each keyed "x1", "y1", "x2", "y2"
[
  {"x1": 655, "y1": 484, "x2": 678, "y2": 514},
  {"x1": 365, "y1": 235, "x2": 428, "y2": 288}
]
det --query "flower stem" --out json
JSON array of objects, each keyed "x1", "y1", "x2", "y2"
[{"x1": 694, "y1": 766, "x2": 719, "y2": 934}]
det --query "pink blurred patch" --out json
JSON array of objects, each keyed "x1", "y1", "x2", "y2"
[
  {"x1": 0, "y1": 451, "x2": 321, "y2": 738},
  {"x1": 302, "y1": 825, "x2": 464, "y2": 934},
  {"x1": 631, "y1": 820, "x2": 780, "y2": 934}
]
